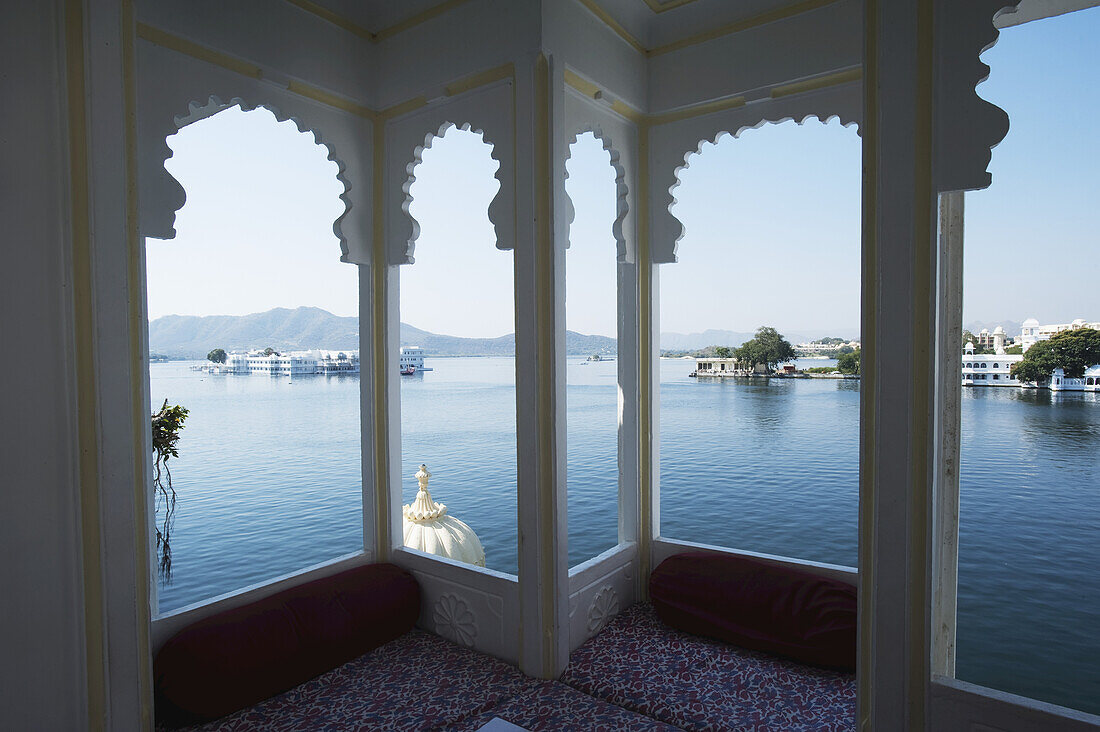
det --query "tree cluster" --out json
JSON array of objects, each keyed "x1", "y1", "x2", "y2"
[
  {"x1": 1010, "y1": 328, "x2": 1100, "y2": 383},
  {"x1": 837, "y1": 349, "x2": 861, "y2": 375},
  {"x1": 733, "y1": 327, "x2": 796, "y2": 372},
  {"x1": 206, "y1": 348, "x2": 227, "y2": 364}
]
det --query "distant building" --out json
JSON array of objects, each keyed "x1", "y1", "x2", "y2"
[
  {"x1": 973, "y1": 326, "x2": 1011, "y2": 352},
  {"x1": 795, "y1": 339, "x2": 860, "y2": 354},
  {"x1": 962, "y1": 342, "x2": 1023, "y2": 387},
  {"x1": 221, "y1": 349, "x2": 359, "y2": 375},
  {"x1": 400, "y1": 346, "x2": 433, "y2": 372},
  {"x1": 1049, "y1": 366, "x2": 1100, "y2": 393},
  {"x1": 1019, "y1": 317, "x2": 1100, "y2": 352}
]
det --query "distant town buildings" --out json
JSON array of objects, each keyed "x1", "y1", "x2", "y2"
[
  {"x1": 795, "y1": 339, "x2": 861, "y2": 354},
  {"x1": 962, "y1": 316, "x2": 1100, "y2": 392},
  {"x1": 1019, "y1": 317, "x2": 1100, "y2": 352},
  {"x1": 972, "y1": 326, "x2": 1012, "y2": 352}
]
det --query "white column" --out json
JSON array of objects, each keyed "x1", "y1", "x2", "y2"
[
  {"x1": 861, "y1": 0, "x2": 938, "y2": 727},
  {"x1": 513, "y1": 52, "x2": 570, "y2": 678}
]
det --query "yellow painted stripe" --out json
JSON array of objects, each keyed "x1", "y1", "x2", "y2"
[
  {"x1": 282, "y1": 0, "x2": 374, "y2": 41},
  {"x1": 383, "y1": 64, "x2": 517, "y2": 122},
  {"x1": 379, "y1": 97, "x2": 428, "y2": 121},
  {"x1": 576, "y1": 0, "x2": 647, "y2": 55},
  {"x1": 641, "y1": 0, "x2": 700, "y2": 12},
  {"x1": 445, "y1": 63, "x2": 514, "y2": 97},
  {"x1": 122, "y1": 0, "x2": 154, "y2": 726},
  {"x1": 137, "y1": 23, "x2": 377, "y2": 121},
  {"x1": 137, "y1": 23, "x2": 261, "y2": 79},
  {"x1": 564, "y1": 69, "x2": 601, "y2": 100},
  {"x1": 648, "y1": 0, "x2": 844, "y2": 57},
  {"x1": 285, "y1": 80, "x2": 375, "y2": 119},
  {"x1": 567, "y1": 64, "x2": 849, "y2": 131},
  {"x1": 771, "y1": 68, "x2": 862, "y2": 98},
  {"x1": 564, "y1": 69, "x2": 645, "y2": 124},
  {"x1": 647, "y1": 95, "x2": 745, "y2": 126},
  {"x1": 65, "y1": 0, "x2": 106, "y2": 726},
  {"x1": 374, "y1": 0, "x2": 476, "y2": 42}
]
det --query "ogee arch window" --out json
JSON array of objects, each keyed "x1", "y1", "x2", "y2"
[{"x1": 145, "y1": 104, "x2": 361, "y2": 614}]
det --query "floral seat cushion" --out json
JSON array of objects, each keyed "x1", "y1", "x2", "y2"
[
  {"x1": 445, "y1": 681, "x2": 682, "y2": 732},
  {"x1": 177, "y1": 630, "x2": 539, "y2": 732},
  {"x1": 561, "y1": 602, "x2": 857, "y2": 732}
]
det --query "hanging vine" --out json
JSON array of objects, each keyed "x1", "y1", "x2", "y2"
[{"x1": 152, "y1": 399, "x2": 189, "y2": 581}]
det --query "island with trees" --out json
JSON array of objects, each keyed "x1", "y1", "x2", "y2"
[{"x1": 1011, "y1": 328, "x2": 1100, "y2": 385}]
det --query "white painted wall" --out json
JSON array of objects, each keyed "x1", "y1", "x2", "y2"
[{"x1": 0, "y1": 2, "x2": 90, "y2": 727}]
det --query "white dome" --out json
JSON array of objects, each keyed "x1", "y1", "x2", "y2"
[
  {"x1": 1022, "y1": 318, "x2": 1039, "y2": 327},
  {"x1": 993, "y1": 326, "x2": 1005, "y2": 334},
  {"x1": 402, "y1": 465, "x2": 485, "y2": 567}
]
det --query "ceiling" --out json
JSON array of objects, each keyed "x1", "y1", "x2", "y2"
[{"x1": 302, "y1": 0, "x2": 826, "y2": 49}]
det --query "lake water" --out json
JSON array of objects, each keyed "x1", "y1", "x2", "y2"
[{"x1": 150, "y1": 357, "x2": 1099, "y2": 714}]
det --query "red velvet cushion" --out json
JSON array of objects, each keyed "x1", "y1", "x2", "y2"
[
  {"x1": 154, "y1": 562, "x2": 420, "y2": 724},
  {"x1": 649, "y1": 552, "x2": 856, "y2": 671}
]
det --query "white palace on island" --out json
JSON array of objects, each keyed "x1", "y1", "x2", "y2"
[
  {"x1": 962, "y1": 318, "x2": 1100, "y2": 392},
  {"x1": 211, "y1": 349, "x2": 360, "y2": 376}
]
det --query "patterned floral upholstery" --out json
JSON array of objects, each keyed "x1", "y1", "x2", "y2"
[
  {"x1": 444, "y1": 681, "x2": 681, "y2": 731},
  {"x1": 172, "y1": 602, "x2": 856, "y2": 731},
  {"x1": 561, "y1": 602, "x2": 857, "y2": 731},
  {"x1": 176, "y1": 630, "x2": 537, "y2": 731}
]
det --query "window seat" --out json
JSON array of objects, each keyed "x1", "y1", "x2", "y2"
[
  {"x1": 167, "y1": 602, "x2": 854, "y2": 732},
  {"x1": 165, "y1": 628, "x2": 675, "y2": 731},
  {"x1": 157, "y1": 559, "x2": 855, "y2": 730},
  {"x1": 561, "y1": 602, "x2": 856, "y2": 731}
]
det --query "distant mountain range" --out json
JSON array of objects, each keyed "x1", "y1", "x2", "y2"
[
  {"x1": 964, "y1": 320, "x2": 1023, "y2": 337},
  {"x1": 148, "y1": 307, "x2": 866, "y2": 359},
  {"x1": 148, "y1": 307, "x2": 617, "y2": 359}
]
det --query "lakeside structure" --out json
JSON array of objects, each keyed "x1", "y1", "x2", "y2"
[
  {"x1": 692, "y1": 357, "x2": 763, "y2": 377},
  {"x1": 795, "y1": 339, "x2": 861, "y2": 355},
  {"x1": 210, "y1": 349, "x2": 360, "y2": 375},
  {"x1": 962, "y1": 317, "x2": 1100, "y2": 392},
  {"x1": 962, "y1": 341, "x2": 1023, "y2": 387},
  {"x1": 1020, "y1": 317, "x2": 1100, "y2": 351},
  {"x1": 399, "y1": 346, "x2": 433, "y2": 372}
]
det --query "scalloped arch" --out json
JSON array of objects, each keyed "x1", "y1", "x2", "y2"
[
  {"x1": 157, "y1": 95, "x2": 354, "y2": 263},
  {"x1": 660, "y1": 114, "x2": 858, "y2": 263},
  {"x1": 565, "y1": 126, "x2": 631, "y2": 263},
  {"x1": 399, "y1": 121, "x2": 506, "y2": 266},
  {"x1": 649, "y1": 86, "x2": 861, "y2": 264}
]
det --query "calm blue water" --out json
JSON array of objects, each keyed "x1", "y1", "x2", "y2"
[{"x1": 150, "y1": 357, "x2": 1100, "y2": 714}]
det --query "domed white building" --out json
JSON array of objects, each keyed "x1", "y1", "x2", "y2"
[{"x1": 402, "y1": 465, "x2": 485, "y2": 567}]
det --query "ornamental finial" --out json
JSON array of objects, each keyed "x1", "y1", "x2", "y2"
[{"x1": 404, "y1": 464, "x2": 446, "y2": 521}]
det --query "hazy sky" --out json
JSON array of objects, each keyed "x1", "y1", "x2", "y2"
[{"x1": 146, "y1": 8, "x2": 1098, "y2": 338}]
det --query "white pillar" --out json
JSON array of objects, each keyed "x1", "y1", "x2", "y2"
[{"x1": 513, "y1": 52, "x2": 570, "y2": 678}]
